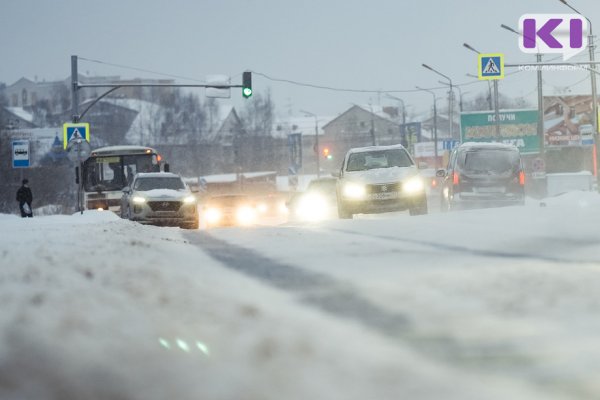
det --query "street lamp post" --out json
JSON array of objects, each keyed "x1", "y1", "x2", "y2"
[
  {"x1": 557, "y1": 0, "x2": 600, "y2": 191},
  {"x1": 463, "y1": 43, "x2": 501, "y2": 140},
  {"x1": 300, "y1": 109, "x2": 320, "y2": 178},
  {"x1": 416, "y1": 86, "x2": 439, "y2": 169},
  {"x1": 501, "y1": 24, "x2": 545, "y2": 157},
  {"x1": 422, "y1": 64, "x2": 454, "y2": 140}
]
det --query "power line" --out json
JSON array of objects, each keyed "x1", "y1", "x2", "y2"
[{"x1": 78, "y1": 56, "x2": 207, "y2": 83}]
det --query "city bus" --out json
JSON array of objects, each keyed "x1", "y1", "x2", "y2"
[{"x1": 81, "y1": 145, "x2": 167, "y2": 212}]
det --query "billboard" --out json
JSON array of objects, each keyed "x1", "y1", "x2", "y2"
[
  {"x1": 460, "y1": 109, "x2": 539, "y2": 154},
  {"x1": 543, "y1": 95, "x2": 596, "y2": 147}
]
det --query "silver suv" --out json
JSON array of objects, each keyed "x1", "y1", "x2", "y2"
[
  {"x1": 121, "y1": 172, "x2": 199, "y2": 229},
  {"x1": 336, "y1": 145, "x2": 428, "y2": 219}
]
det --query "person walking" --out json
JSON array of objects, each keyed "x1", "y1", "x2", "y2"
[{"x1": 16, "y1": 179, "x2": 33, "y2": 218}]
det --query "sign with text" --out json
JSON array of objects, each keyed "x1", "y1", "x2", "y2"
[
  {"x1": 519, "y1": 14, "x2": 589, "y2": 60},
  {"x1": 460, "y1": 110, "x2": 539, "y2": 154},
  {"x1": 12, "y1": 140, "x2": 30, "y2": 168}
]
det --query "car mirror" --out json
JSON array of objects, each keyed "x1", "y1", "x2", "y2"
[
  {"x1": 435, "y1": 169, "x2": 446, "y2": 178},
  {"x1": 418, "y1": 161, "x2": 429, "y2": 169},
  {"x1": 332, "y1": 171, "x2": 341, "y2": 178},
  {"x1": 122, "y1": 186, "x2": 131, "y2": 193}
]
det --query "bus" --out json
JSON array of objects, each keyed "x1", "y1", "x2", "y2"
[{"x1": 81, "y1": 145, "x2": 167, "y2": 212}]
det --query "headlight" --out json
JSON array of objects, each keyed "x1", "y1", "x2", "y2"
[
  {"x1": 204, "y1": 208, "x2": 221, "y2": 224},
  {"x1": 403, "y1": 176, "x2": 424, "y2": 194},
  {"x1": 236, "y1": 206, "x2": 256, "y2": 225},
  {"x1": 297, "y1": 194, "x2": 328, "y2": 221},
  {"x1": 256, "y1": 203, "x2": 268, "y2": 214},
  {"x1": 132, "y1": 196, "x2": 146, "y2": 204},
  {"x1": 342, "y1": 182, "x2": 366, "y2": 199},
  {"x1": 183, "y1": 195, "x2": 197, "y2": 204}
]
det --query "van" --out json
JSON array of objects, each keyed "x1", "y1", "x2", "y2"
[{"x1": 436, "y1": 142, "x2": 525, "y2": 211}]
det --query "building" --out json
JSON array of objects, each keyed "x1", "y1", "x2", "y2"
[{"x1": 321, "y1": 105, "x2": 402, "y2": 170}]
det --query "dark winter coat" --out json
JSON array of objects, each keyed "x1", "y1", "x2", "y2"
[{"x1": 16, "y1": 186, "x2": 33, "y2": 205}]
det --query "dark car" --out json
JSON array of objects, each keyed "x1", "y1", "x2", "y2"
[
  {"x1": 286, "y1": 177, "x2": 338, "y2": 221},
  {"x1": 437, "y1": 142, "x2": 525, "y2": 211},
  {"x1": 202, "y1": 194, "x2": 258, "y2": 227}
]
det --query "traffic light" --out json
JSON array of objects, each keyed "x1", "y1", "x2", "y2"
[
  {"x1": 242, "y1": 71, "x2": 252, "y2": 98},
  {"x1": 322, "y1": 147, "x2": 332, "y2": 160}
]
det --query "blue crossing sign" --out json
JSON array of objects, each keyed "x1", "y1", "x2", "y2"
[
  {"x1": 63, "y1": 123, "x2": 90, "y2": 149},
  {"x1": 12, "y1": 140, "x2": 30, "y2": 168},
  {"x1": 478, "y1": 53, "x2": 504, "y2": 80}
]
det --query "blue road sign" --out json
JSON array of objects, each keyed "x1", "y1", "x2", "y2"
[
  {"x1": 12, "y1": 140, "x2": 30, "y2": 168},
  {"x1": 478, "y1": 53, "x2": 504, "y2": 80},
  {"x1": 63, "y1": 123, "x2": 90, "y2": 149}
]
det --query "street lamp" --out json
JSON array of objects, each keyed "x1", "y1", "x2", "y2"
[
  {"x1": 416, "y1": 86, "x2": 439, "y2": 169},
  {"x1": 422, "y1": 64, "x2": 454, "y2": 140},
  {"x1": 557, "y1": 0, "x2": 600, "y2": 191},
  {"x1": 463, "y1": 42, "x2": 501, "y2": 139},
  {"x1": 501, "y1": 23, "x2": 545, "y2": 157},
  {"x1": 300, "y1": 109, "x2": 320, "y2": 178}
]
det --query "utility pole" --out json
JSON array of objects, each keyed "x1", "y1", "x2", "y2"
[
  {"x1": 463, "y1": 43, "x2": 501, "y2": 140},
  {"x1": 71, "y1": 55, "x2": 83, "y2": 214},
  {"x1": 422, "y1": 64, "x2": 454, "y2": 140}
]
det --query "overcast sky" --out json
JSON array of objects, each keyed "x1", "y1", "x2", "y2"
[{"x1": 1, "y1": 0, "x2": 600, "y2": 118}]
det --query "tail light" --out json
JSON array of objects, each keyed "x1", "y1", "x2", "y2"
[
  {"x1": 452, "y1": 172, "x2": 460, "y2": 186},
  {"x1": 519, "y1": 171, "x2": 525, "y2": 186},
  {"x1": 431, "y1": 179, "x2": 437, "y2": 188}
]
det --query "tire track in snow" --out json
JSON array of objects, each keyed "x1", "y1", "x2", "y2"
[{"x1": 185, "y1": 231, "x2": 412, "y2": 338}]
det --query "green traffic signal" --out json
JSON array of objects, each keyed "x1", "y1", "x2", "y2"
[{"x1": 242, "y1": 71, "x2": 252, "y2": 98}]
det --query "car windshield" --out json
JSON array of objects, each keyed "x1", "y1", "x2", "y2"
[
  {"x1": 134, "y1": 177, "x2": 185, "y2": 191},
  {"x1": 346, "y1": 149, "x2": 412, "y2": 171},
  {"x1": 459, "y1": 149, "x2": 520, "y2": 174}
]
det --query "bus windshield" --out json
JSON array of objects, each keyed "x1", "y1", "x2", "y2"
[{"x1": 83, "y1": 154, "x2": 159, "y2": 192}]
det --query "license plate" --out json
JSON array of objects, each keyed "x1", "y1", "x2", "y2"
[
  {"x1": 474, "y1": 187, "x2": 505, "y2": 193},
  {"x1": 370, "y1": 192, "x2": 399, "y2": 200}
]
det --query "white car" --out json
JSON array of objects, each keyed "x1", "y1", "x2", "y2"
[
  {"x1": 120, "y1": 172, "x2": 199, "y2": 229},
  {"x1": 336, "y1": 144, "x2": 428, "y2": 218}
]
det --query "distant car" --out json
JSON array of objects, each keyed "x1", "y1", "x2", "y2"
[
  {"x1": 437, "y1": 142, "x2": 525, "y2": 211},
  {"x1": 120, "y1": 172, "x2": 199, "y2": 229},
  {"x1": 286, "y1": 177, "x2": 338, "y2": 221},
  {"x1": 336, "y1": 144, "x2": 428, "y2": 218},
  {"x1": 202, "y1": 194, "x2": 258, "y2": 228}
]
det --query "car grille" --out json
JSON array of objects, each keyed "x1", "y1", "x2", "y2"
[
  {"x1": 366, "y1": 182, "x2": 401, "y2": 194},
  {"x1": 148, "y1": 201, "x2": 182, "y2": 212}
]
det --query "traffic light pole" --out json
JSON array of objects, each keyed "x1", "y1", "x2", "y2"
[{"x1": 69, "y1": 55, "x2": 250, "y2": 214}]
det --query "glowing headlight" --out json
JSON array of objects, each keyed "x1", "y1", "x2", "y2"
[
  {"x1": 236, "y1": 206, "x2": 256, "y2": 225},
  {"x1": 256, "y1": 203, "x2": 268, "y2": 214},
  {"x1": 132, "y1": 196, "x2": 146, "y2": 204},
  {"x1": 297, "y1": 194, "x2": 328, "y2": 221},
  {"x1": 343, "y1": 182, "x2": 366, "y2": 199},
  {"x1": 403, "y1": 176, "x2": 424, "y2": 194},
  {"x1": 183, "y1": 195, "x2": 197, "y2": 204},
  {"x1": 204, "y1": 208, "x2": 221, "y2": 224}
]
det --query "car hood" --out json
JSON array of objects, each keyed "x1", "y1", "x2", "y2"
[
  {"x1": 134, "y1": 189, "x2": 191, "y2": 200},
  {"x1": 343, "y1": 166, "x2": 419, "y2": 184}
]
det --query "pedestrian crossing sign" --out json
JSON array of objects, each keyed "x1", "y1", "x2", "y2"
[
  {"x1": 478, "y1": 53, "x2": 504, "y2": 80},
  {"x1": 63, "y1": 123, "x2": 90, "y2": 149}
]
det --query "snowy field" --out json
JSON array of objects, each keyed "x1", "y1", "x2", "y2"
[{"x1": 1, "y1": 191, "x2": 600, "y2": 400}]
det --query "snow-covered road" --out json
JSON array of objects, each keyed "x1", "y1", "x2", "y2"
[{"x1": 1, "y1": 192, "x2": 600, "y2": 400}]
